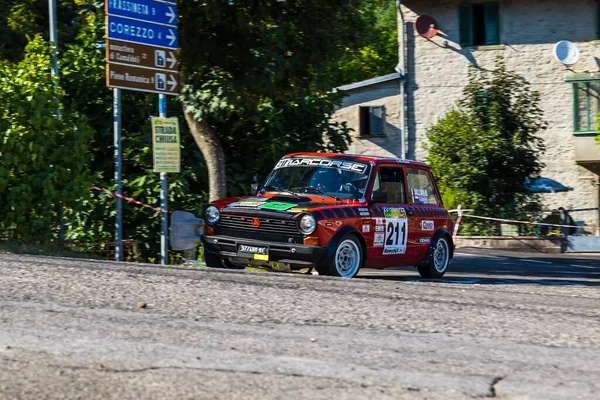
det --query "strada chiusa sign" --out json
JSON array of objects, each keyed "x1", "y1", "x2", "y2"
[
  {"x1": 151, "y1": 117, "x2": 181, "y2": 172},
  {"x1": 105, "y1": 0, "x2": 180, "y2": 95}
]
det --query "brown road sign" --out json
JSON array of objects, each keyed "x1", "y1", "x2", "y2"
[
  {"x1": 106, "y1": 39, "x2": 179, "y2": 72},
  {"x1": 107, "y1": 63, "x2": 180, "y2": 96}
]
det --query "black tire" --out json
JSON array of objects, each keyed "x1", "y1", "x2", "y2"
[
  {"x1": 317, "y1": 234, "x2": 362, "y2": 278},
  {"x1": 204, "y1": 252, "x2": 246, "y2": 269},
  {"x1": 204, "y1": 251, "x2": 224, "y2": 268},
  {"x1": 417, "y1": 236, "x2": 450, "y2": 279}
]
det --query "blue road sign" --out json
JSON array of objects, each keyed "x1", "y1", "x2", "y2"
[
  {"x1": 106, "y1": 0, "x2": 178, "y2": 28},
  {"x1": 107, "y1": 15, "x2": 178, "y2": 50}
]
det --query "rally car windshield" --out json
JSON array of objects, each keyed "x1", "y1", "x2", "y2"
[{"x1": 261, "y1": 157, "x2": 371, "y2": 200}]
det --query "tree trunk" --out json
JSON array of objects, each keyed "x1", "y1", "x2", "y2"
[{"x1": 182, "y1": 103, "x2": 227, "y2": 201}]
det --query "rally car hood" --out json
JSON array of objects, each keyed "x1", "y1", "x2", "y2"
[{"x1": 212, "y1": 193, "x2": 365, "y2": 214}]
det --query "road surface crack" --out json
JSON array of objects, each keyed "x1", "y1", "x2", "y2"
[{"x1": 489, "y1": 376, "x2": 504, "y2": 397}]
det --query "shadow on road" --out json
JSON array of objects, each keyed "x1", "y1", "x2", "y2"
[
  {"x1": 358, "y1": 250, "x2": 600, "y2": 286},
  {"x1": 359, "y1": 273, "x2": 600, "y2": 287}
]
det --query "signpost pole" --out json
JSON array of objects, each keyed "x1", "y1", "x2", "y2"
[
  {"x1": 114, "y1": 88, "x2": 123, "y2": 261},
  {"x1": 48, "y1": 0, "x2": 59, "y2": 106},
  {"x1": 159, "y1": 94, "x2": 168, "y2": 265}
]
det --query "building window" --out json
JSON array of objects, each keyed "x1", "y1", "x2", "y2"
[
  {"x1": 459, "y1": 3, "x2": 500, "y2": 46},
  {"x1": 359, "y1": 106, "x2": 386, "y2": 136},
  {"x1": 573, "y1": 80, "x2": 600, "y2": 134}
]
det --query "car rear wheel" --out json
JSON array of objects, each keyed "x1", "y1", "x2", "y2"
[
  {"x1": 417, "y1": 236, "x2": 450, "y2": 279},
  {"x1": 318, "y1": 235, "x2": 362, "y2": 278}
]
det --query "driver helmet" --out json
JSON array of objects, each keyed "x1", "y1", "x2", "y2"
[{"x1": 312, "y1": 168, "x2": 341, "y2": 192}]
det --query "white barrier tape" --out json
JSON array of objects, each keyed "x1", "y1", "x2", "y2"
[
  {"x1": 452, "y1": 208, "x2": 600, "y2": 214},
  {"x1": 92, "y1": 186, "x2": 165, "y2": 216},
  {"x1": 460, "y1": 213, "x2": 586, "y2": 229}
]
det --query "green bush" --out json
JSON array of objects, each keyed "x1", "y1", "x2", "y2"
[{"x1": 426, "y1": 58, "x2": 546, "y2": 235}]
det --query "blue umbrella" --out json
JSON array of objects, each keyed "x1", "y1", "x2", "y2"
[{"x1": 524, "y1": 177, "x2": 573, "y2": 193}]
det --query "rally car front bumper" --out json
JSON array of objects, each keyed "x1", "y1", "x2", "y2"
[{"x1": 201, "y1": 234, "x2": 327, "y2": 268}]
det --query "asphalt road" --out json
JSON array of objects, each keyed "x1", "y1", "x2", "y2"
[{"x1": 0, "y1": 249, "x2": 599, "y2": 400}]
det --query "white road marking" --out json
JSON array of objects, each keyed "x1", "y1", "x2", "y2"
[
  {"x1": 454, "y1": 252, "x2": 508, "y2": 260},
  {"x1": 569, "y1": 264, "x2": 597, "y2": 269},
  {"x1": 520, "y1": 259, "x2": 553, "y2": 264}
]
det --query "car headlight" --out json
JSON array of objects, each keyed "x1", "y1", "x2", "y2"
[
  {"x1": 205, "y1": 205, "x2": 220, "y2": 225},
  {"x1": 298, "y1": 214, "x2": 316, "y2": 235}
]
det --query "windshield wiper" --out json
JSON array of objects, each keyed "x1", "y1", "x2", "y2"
[
  {"x1": 290, "y1": 186, "x2": 340, "y2": 200},
  {"x1": 260, "y1": 185, "x2": 299, "y2": 196}
]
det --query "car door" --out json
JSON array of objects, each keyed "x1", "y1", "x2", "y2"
[
  {"x1": 405, "y1": 167, "x2": 445, "y2": 263},
  {"x1": 367, "y1": 165, "x2": 420, "y2": 268}
]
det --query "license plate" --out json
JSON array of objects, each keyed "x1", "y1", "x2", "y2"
[{"x1": 238, "y1": 244, "x2": 269, "y2": 261}]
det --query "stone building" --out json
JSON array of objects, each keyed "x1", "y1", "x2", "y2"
[{"x1": 331, "y1": 0, "x2": 600, "y2": 236}]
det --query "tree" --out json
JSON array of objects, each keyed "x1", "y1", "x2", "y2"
[
  {"x1": 178, "y1": 0, "x2": 361, "y2": 201},
  {"x1": 425, "y1": 59, "x2": 547, "y2": 235},
  {"x1": 0, "y1": 36, "x2": 93, "y2": 240},
  {"x1": 327, "y1": 0, "x2": 399, "y2": 86}
]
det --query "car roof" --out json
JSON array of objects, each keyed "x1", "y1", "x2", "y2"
[{"x1": 283, "y1": 152, "x2": 430, "y2": 168}]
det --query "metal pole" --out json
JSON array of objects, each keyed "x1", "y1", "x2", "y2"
[
  {"x1": 49, "y1": 0, "x2": 66, "y2": 244},
  {"x1": 114, "y1": 88, "x2": 123, "y2": 261},
  {"x1": 396, "y1": 0, "x2": 406, "y2": 160},
  {"x1": 159, "y1": 94, "x2": 169, "y2": 265},
  {"x1": 48, "y1": 0, "x2": 59, "y2": 85}
]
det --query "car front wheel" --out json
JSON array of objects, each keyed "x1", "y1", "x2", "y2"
[
  {"x1": 204, "y1": 252, "x2": 245, "y2": 269},
  {"x1": 318, "y1": 234, "x2": 362, "y2": 278},
  {"x1": 417, "y1": 236, "x2": 450, "y2": 279}
]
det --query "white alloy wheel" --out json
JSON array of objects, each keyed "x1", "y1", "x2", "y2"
[
  {"x1": 433, "y1": 237, "x2": 450, "y2": 273},
  {"x1": 334, "y1": 238, "x2": 362, "y2": 278}
]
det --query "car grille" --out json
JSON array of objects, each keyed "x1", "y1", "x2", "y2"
[{"x1": 215, "y1": 214, "x2": 303, "y2": 243}]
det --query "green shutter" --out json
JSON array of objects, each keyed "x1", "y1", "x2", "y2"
[
  {"x1": 597, "y1": 0, "x2": 600, "y2": 39},
  {"x1": 484, "y1": 3, "x2": 500, "y2": 45},
  {"x1": 459, "y1": 5, "x2": 474, "y2": 46}
]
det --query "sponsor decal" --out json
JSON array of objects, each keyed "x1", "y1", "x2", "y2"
[
  {"x1": 375, "y1": 218, "x2": 384, "y2": 225},
  {"x1": 289, "y1": 207, "x2": 309, "y2": 212},
  {"x1": 358, "y1": 208, "x2": 369, "y2": 212},
  {"x1": 258, "y1": 202, "x2": 296, "y2": 211},
  {"x1": 412, "y1": 188, "x2": 430, "y2": 204},
  {"x1": 374, "y1": 233, "x2": 385, "y2": 246},
  {"x1": 227, "y1": 197, "x2": 268, "y2": 208},
  {"x1": 325, "y1": 222, "x2": 333, "y2": 227},
  {"x1": 419, "y1": 237, "x2": 431, "y2": 244},
  {"x1": 359, "y1": 212, "x2": 370, "y2": 217},
  {"x1": 362, "y1": 224, "x2": 370, "y2": 233},
  {"x1": 421, "y1": 220, "x2": 435, "y2": 231},
  {"x1": 274, "y1": 157, "x2": 368, "y2": 175},
  {"x1": 382, "y1": 207, "x2": 406, "y2": 219},
  {"x1": 375, "y1": 225, "x2": 385, "y2": 232},
  {"x1": 382, "y1": 207, "x2": 408, "y2": 255}
]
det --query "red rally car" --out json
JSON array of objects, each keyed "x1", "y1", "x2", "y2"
[{"x1": 200, "y1": 152, "x2": 454, "y2": 278}]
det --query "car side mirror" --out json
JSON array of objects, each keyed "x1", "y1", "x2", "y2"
[
  {"x1": 251, "y1": 175, "x2": 261, "y2": 194},
  {"x1": 370, "y1": 191, "x2": 387, "y2": 204}
]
